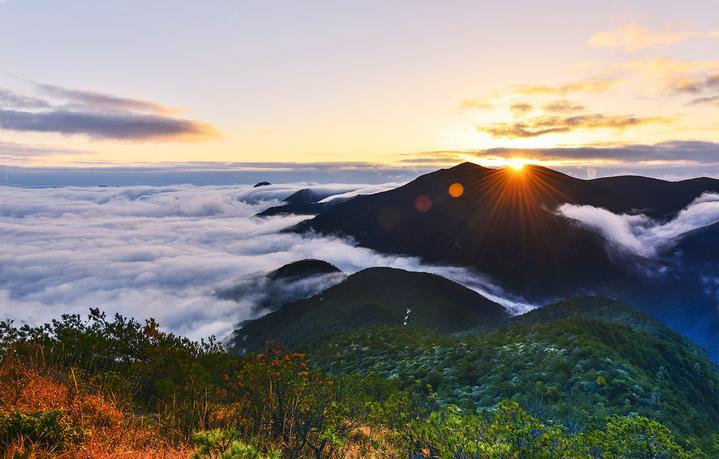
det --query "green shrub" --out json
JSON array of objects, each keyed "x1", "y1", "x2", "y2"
[
  {"x1": 0, "y1": 409, "x2": 81, "y2": 450},
  {"x1": 192, "y1": 429, "x2": 280, "y2": 459}
]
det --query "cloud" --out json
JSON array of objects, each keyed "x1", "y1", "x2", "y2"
[
  {"x1": 511, "y1": 79, "x2": 621, "y2": 96},
  {"x1": 589, "y1": 23, "x2": 719, "y2": 52},
  {"x1": 0, "y1": 182, "x2": 531, "y2": 340},
  {"x1": 459, "y1": 80, "x2": 618, "y2": 111},
  {"x1": 542, "y1": 100, "x2": 585, "y2": 113},
  {"x1": 33, "y1": 82, "x2": 180, "y2": 115},
  {"x1": 459, "y1": 98, "x2": 494, "y2": 110},
  {"x1": 0, "y1": 108, "x2": 219, "y2": 141},
  {"x1": 621, "y1": 58, "x2": 719, "y2": 100},
  {"x1": 0, "y1": 141, "x2": 95, "y2": 164},
  {"x1": 0, "y1": 89, "x2": 52, "y2": 109},
  {"x1": 0, "y1": 81, "x2": 218, "y2": 142},
  {"x1": 510, "y1": 103, "x2": 533, "y2": 116},
  {"x1": 667, "y1": 72, "x2": 719, "y2": 94},
  {"x1": 556, "y1": 193, "x2": 719, "y2": 258},
  {"x1": 477, "y1": 113, "x2": 670, "y2": 138},
  {"x1": 689, "y1": 94, "x2": 719, "y2": 106}
]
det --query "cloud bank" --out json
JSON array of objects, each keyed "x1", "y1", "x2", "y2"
[
  {"x1": 0, "y1": 182, "x2": 531, "y2": 341},
  {"x1": 557, "y1": 193, "x2": 719, "y2": 258}
]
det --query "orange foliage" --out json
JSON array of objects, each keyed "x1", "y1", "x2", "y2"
[{"x1": 0, "y1": 357, "x2": 192, "y2": 458}]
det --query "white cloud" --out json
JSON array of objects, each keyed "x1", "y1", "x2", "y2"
[
  {"x1": 0, "y1": 182, "x2": 530, "y2": 341},
  {"x1": 556, "y1": 193, "x2": 719, "y2": 258}
]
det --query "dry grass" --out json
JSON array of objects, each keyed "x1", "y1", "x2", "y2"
[{"x1": 0, "y1": 358, "x2": 192, "y2": 458}]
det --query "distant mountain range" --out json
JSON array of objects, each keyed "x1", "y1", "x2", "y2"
[{"x1": 285, "y1": 163, "x2": 719, "y2": 360}]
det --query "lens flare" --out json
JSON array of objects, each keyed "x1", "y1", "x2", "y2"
[
  {"x1": 415, "y1": 195, "x2": 432, "y2": 213},
  {"x1": 448, "y1": 182, "x2": 464, "y2": 198}
]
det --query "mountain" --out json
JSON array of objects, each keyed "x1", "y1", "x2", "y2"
[
  {"x1": 256, "y1": 187, "x2": 347, "y2": 217},
  {"x1": 267, "y1": 258, "x2": 341, "y2": 281},
  {"x1": 217, "y1": 259, "x2": 345, "y2": 313},
  {"x1": 509, "y1": 296, "x2": 677, "y2": 338},
  {"x1": 294, "y1": 162, "x2": 719, "y2": 359},
  {"x1": 309, "y1": 296, "x2": 719, "y2": 445},
  {"x1": 231, "y1": 267, "x2": 508, "y2": 352},
  {"x1": 295, "y1": 163, "x2": 719, "y2": 294}
]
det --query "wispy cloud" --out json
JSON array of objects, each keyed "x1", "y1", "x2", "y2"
[
  {"x1": 541, "y1": 100, "x2": 585, "y2": 113},
  {"x1": 510, "y1": 103, "x2": 533, "y2": 116},
  {"x1": 459, "y1": 98, "x2": 494, "y2": 110},
  {"x1": 0, "y1": 89, "x2": 52, "y2": 109},
  {"x1": 511, "y1": 79, "x2": 621, "y2": 96},
  {"x1": 477, "y1": 113, "x2": 671, "y2": 138},
  {"x1": 0, "y1": 140, "x2": 95, "y2": 163},
  {"x1": 478, "y1": 141, "x2": 719, "y2": 163},
  {"x1": 590, "y1": 23, "x2": 719, "y2": 52},
  {"x1": 33, "y1": 82, "x2": 181, "y2": 115},
  {"x1": 458, "y1": 79, "x2": 619, "y2": 111},
  {"x1": 689, "y1": 94, "x2": 719, "y2": 106}
]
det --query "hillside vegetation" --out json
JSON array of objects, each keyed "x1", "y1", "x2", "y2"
[
  {"x1": 233, "y1": 267, "x2": 508, "y2": 352},
  {"x1": 1, "y1": 296, "x2": 717, "y2": 456}
]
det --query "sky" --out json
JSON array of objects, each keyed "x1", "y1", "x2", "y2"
[{"x1": 1, "y1": 0, "x2": 719, "y2": 179}]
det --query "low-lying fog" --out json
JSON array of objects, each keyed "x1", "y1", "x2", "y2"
[{"x1": 0, "y1": 182, "x2": 532, "y2": 340}]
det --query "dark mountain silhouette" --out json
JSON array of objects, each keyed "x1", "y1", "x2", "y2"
[
  {"x1": 267, "y1": 259, "x2": 341, "y2": 281},
  {"x1": 232, "y1": 267, "x2": 508, "y2": 352},
  {"x1": 256, "y1": 187, "x2": 348, "y2": 217},
  {"x1": 293, "y1": 162, "x2": 719, "y2": 359},
  {"x1": 217, "y1": 259, "x2": 345, "y2": 313}
]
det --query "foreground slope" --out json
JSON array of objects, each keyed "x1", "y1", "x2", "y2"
[
  {"x1": 309, "y1": 296, "x2": 719, "y2": 442},
  {"x1": 232, "y1": 267, "x2": 508, "y2": 352}
]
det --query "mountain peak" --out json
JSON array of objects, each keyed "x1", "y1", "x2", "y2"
[{"x1": 232, "y1": 267, "x2": 508, "y2": 352}]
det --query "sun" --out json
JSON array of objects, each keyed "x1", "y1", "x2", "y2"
[{"x1": 508, "y1": 157, "x2": 528, "y2": 170}]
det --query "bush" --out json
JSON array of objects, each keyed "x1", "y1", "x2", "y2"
[
  {"x1": 192, "y1": 429, "x2": 280, "y2": 459},
  {"x1": 0, "y1": 409, "x2": 80, "y2": 451}
]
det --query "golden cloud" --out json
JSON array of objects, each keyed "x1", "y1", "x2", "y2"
[
  {"x1": 511, "y1": 79, "x2": 621, "y2": 96},
  {"x1": 477, "y1": 113, "x2": 673, "y2": 138},
  {"x1": 590, "y1": 23, "x2": 719, "y2": 52}
]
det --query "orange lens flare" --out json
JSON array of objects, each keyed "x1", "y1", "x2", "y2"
[{"x1": 448, "y1": 182, "x2": 464, "y2": 198}]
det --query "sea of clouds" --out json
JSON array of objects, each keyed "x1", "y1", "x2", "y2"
[
  {"x1": 0, "y1": 182, "x2": 532, "y2": 341},
  {"x1": 556, "y1": 193, "x2": 719, "y2": 258}
]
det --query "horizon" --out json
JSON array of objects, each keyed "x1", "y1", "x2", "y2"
[{"x1": 4, "y1": 157, "x2": 719, "y2": 188}]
